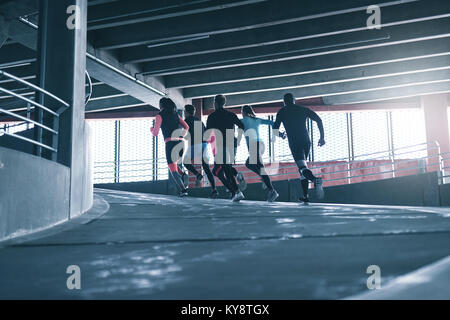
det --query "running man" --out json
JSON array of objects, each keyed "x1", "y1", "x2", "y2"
[
  {"x1": 273, "y1": 93, "x2": 325, "y2": 203},
  {"x1": 241, "y1": 105, "x2": 279, "y2": 202},
  {"x1": 183, "y1": 104, "x2": 218, "y2": 199},
  {"x1": 205, "y1": 94, "x2": 245, "y2": 202},
  {"x1": 151, "y1": 97, "x2": 189, "y2": 197}
]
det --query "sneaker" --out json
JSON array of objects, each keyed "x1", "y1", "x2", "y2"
[
  {"x1": 179, "y1": 190, "x2": 188, "y2": 197},
  {"x1": 315, "y1": 177, "x2": 324, "y2": 199},
  {"x1": 261, "y1": 181, "x2": 267, "y2": 190},
  {"x1": 299, "y1": 196, "x2": 310, "y2": 205},
  {"x1": 236, "y1": 172, "x2": 247, "y2": 191},
  {"x1": 232, "y1": 191, "x2": 245, "y2": 202},
  {"x1": 195, "y1": 174, "x2": 203, "y2": 187},
  {"x1": 267, "y1": 189, "x2": 279, "y2": 202},
  {"x1": 210, "y1": 189, "x2": 219, "y2": 199}
]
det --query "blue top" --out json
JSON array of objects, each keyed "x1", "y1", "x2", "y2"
[{"x1": 241, "y1": 116, "x2": 274, "y2": 142}]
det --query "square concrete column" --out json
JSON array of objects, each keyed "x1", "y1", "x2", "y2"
[
  {"x1": 422, "y1": 93, "x2": 450, "y2": 172},
  {"x1": 36, "y1": 0, "x2": 89, "y2": 217}
]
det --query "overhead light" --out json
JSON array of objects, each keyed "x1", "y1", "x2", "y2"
[{"x1": 147, "y1": 35, "x2": 210, "y2": 49}]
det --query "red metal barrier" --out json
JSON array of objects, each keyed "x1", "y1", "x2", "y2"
[{"x1": 187, "y1": 159, "x2": 427, "y2": 189}]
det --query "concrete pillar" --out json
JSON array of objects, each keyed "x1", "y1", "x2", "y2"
[
  {"x1": 422, "y1": 93, "x2": 449, "y2": 172},
  {"x1": 36, "y1": 0, "x2": 89, "y2": 217}
]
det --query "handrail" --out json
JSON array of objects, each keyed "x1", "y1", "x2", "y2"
[
  {"x1": 275, "y1": 141, "x2": 436, "y2": 162},
  {"x1": 0, "y1": 86, "x2": 60, "y2": 117},
  {"x1": 0, "y1": 131, "x2": 56, "y2": 152},
  {"x1": 0, "y1": 70, "x2": 71, "y2": 155},
  {"x1": 0, "y1": 107, "x2": 57, "y2": 134},
  {"x1": 0, "y1": 70, "x2": 69, "y2": 108}
]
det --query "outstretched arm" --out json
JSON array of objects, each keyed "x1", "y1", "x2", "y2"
[
  {"x1": 272, "y1": 112, "x2": 286, "y2": 140},
  {"x1": 308, "y1": 109, "x2": 325, "y2": 146},
  {"x1": 273, "y1": 113, "x2": 281, "y2": 130},
  {"x1": 257, "y1": 117, "x2": 274, "y2": 126}
]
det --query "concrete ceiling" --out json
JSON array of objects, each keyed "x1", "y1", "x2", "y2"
[{"x1": 0, "y1": 0, "x2": 449, "y2": 115}]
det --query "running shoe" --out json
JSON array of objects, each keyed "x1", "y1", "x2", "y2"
[
  {"x1": 315, "y1": 177, "x2": 324, "y2": 199},
  {"x1": 195, "y1": 174, "x2": 203, "y2": 187},
  {"x1": 232, "y1": 191, "x2": 245, "y2": 202},
  {"x1": 179, "y1": 190, "x2": 188, "y2": 197},
  {"x1": 299, "y1": 196, "x2": 310, "y2": 205},
  {"x1": 210, "y1": 189, "x2": 219, "y2": 199},
  {"x1": 236, "y1": 172, "x2": 247, "y2": 191},
  {"x1": 267, "y1": 189, "x2": 279, "y2": 202}
]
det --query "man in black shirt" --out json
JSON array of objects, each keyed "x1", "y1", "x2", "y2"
[
  {"x1": 273, "y1": 93, "x2": 326, "y2": 203},
  {"x1": 206, "y1": 95, "x2": 245, "y2": 202},
  {"x1": 183, "y1": 104, "x2": 218, "y2": 198}
]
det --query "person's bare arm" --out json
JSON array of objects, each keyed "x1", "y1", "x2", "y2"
[{"x1": 308, "y1": 109, "x2": 325, "y2": 146}]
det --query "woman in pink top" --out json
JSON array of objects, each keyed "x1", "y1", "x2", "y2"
[{"x1": 151, "y1": 97, "x2": 189, "y2": 197}]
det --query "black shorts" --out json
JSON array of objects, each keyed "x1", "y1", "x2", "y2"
[
  {"x1": 165, "y1": 140, "x2": 184, "y2": 164},
  {"x1": 289, "y1": 141, "x2": 311, "y2": 162}
]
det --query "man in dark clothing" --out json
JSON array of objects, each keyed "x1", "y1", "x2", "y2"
[
  {"x1": 183, "y1": 104, "x2": 218, "y2": 198},
  {"x1": 273, "y1": 93, "x2": 326, "y2": 203},
  {"x1": 205, "y1": 95, "x2": 246, "y2": 202}
]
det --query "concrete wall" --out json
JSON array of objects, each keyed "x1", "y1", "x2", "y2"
[
  {"x1": 0, "y1": 129, "x2": 35, "y2": 155},
  {"x1": 96, "y1": 171, "x2": 443, "y2": 207},
  {"x1": 439, "y1": 183, "x2": 450, "y2": 206},
  {"x1": 0, "y1": 121, "x2": 94, "y2": 241},
  {"x1": 96, "y1": 180, "x2": 170, "y2": 195},
  {"x1": 0, "y1": 146, "x2": 70, "y2": 241}
]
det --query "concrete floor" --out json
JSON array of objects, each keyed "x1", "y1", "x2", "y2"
[{"x1": 1, "y1": 188, "x2": 450, "y2": 299}]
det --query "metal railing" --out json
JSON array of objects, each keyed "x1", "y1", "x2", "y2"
[
  {"x1": 93, "y1": 141, "x2": 445, "y2": 186},
  {"x1": 441, "y1": 151, "x2": 450, "y2": 184},
  {"x1": 94, "y1": 157, "x2": 170, "y2": 183},
  {"x1": 231, "y1": 141, "x2": 442, "y2": 187},
  {"x1": 0, "y1": 69, "x2": 70, "y2": 157}
]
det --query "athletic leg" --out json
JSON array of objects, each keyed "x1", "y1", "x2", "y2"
[
  {"x1": 213, "y1": 164, "x2": 234, "y2": 192},
  {"x1": 292, "y1": 142, "x2": 324, "y2": 200},
  {"x1": 166, "y1": 141, "x2": 188, "y2": 196},
  {"x1": 202, "y1": 161, "x2": 216, "y2": 190},
  {"x1": 184, "y1": 163, "x2": 200, "y2": 177},
  {"x1": 168, "y1": 163, "x2": 187, "y2": 195}
]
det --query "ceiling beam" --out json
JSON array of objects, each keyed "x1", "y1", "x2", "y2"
[
  {"x1": 85, "y1": 95, "x2": 147, "y2": 112},
  {"x1": 87, "y1": 0, "x2": 267, "y2": 30},
  {"x1": 0, "y1": 2, "x2": 174, "y2": 108},
  {"x1": 139, "y1": 18, "x2": 450, "y2": 76},
  {"x1": 120, "y1": 0, "x2": 449, "y2": 64},
  {"x1": 165, "y1": 37, "x2": 450, "y2": 88},
  {"x1": 222, "y1": 69, "x2": 450, "y2": 106},
  {"x1": 93, "y1": 0, "x2": 417, "y2": 50},
  {"x1": 184, "y1": 55, "x2": 450, "y2": 98},
  {"x1": 89, "y1": 83, "x2": 126, "y2": 100},
  {"x1": 323, "y1": 82, "x2": 450, "y2": 105}
]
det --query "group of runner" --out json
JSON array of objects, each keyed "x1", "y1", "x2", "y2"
[{"x1": 150, "y1": 93, "x2": 326, "y2": 203}]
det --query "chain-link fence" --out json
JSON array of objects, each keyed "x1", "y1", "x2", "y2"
[{"x1": 91, "y1": 108, "x2": 428, "y2": 184}]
